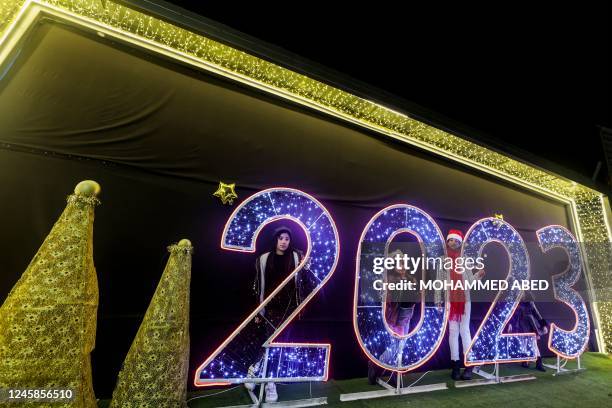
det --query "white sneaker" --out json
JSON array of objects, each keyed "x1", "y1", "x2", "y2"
[
  {"x1": 244, "y1": 362, "x2": 259, "y2": 391},
  {"x1": 265, "y1": 382, "x2": 278, "y2": 403}
]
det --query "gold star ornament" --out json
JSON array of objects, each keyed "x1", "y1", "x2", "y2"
[{"x1": 213, "y1": 182, "x2": 238, "y2": 205}]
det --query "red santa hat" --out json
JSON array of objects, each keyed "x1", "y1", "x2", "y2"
[{"x1": 446, "y1": 229, "x2": 464, "y2": 243}]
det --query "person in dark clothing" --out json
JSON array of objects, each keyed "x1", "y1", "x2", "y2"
[
  {"x1": 508, "y1": 291, "x2": 548, "y2": 372},
  {"x1": 367, "y1": 249, "x2": 417, "y2": 385},
  {"x1": 245, "y1": 226, "x2": 305, "y2": 402}
]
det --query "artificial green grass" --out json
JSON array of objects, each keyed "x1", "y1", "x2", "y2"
[{"x1": 99, "y1": 353, "x2": 612, "y2": 407}]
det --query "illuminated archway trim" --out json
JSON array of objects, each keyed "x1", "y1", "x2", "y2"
[{"x1": 0, "y1": 0, "x2": 608, "y2": 353}]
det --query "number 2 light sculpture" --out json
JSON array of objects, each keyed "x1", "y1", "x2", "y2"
[
  {"x1": 194, "y1": 188, "x2": 340, "y2": 386},
  {"x1": 463, "y1": 218, "x2": 537, "y2": 366}
]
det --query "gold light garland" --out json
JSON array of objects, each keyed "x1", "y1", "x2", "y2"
[{"x1": 0, "y1": 0, "x2": 610, "y2": 352}]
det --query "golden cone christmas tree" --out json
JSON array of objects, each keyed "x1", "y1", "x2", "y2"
[
  {"x1": 0, "y1": 180, "x2": 101, "y2": 407},
  {"x1": 110, "y1": 239, "x2": 193, "y2": 408}
]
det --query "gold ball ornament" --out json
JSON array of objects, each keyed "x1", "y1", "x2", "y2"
[
  {"x1": 178, "y1": 239, "x2": 192, "y2": 247},
  {"x1": 74, "y1": 180, "x2": 101, "y2": 197}
]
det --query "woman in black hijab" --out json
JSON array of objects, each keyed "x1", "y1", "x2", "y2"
[{"x1": 245, "y1": 226, "x2": 305, "y2": 402}]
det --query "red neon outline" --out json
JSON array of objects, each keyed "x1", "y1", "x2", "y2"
[
  {"x1": 536, "y1": 225, "x2": 590, "y2": 360},
  {"x1": 352, "y1": 204, "x2": 450, "y2": 373},
  {"x1": 463, "y1": 217, "x2": 538, "y2": 367},
  {"x1": 194, "y1": 187, "x2": 339, "y2": 387}
]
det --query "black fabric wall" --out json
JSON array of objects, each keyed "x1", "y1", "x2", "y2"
[{"x1": 0, "y1": 21, "x2": 593, "y2": 397}]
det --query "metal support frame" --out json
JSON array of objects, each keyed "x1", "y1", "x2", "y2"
[
  {"x1": 218, "y1": 383, "x2": 327, "y2": 408},
  {"x1": 542, "y1": 354, "x2": 586, "y2": 376},
  {"x1": 339, "y1": 372, "x2": 448, "y2": 402},
  {"x1": 455, "y1": 363, "x2": 536, "y2": 388},
  {"x1": 340, "y1": 344, "x2": 448, "y2": 402}
]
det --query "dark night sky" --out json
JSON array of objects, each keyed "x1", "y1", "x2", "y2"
[{"x1": 160, "y1": 2, "x2": 611, "y2": 187}]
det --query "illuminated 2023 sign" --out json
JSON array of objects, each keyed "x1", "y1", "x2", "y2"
[{"x1": 194, "y1": 188, "x2": 590, "y2": 386}]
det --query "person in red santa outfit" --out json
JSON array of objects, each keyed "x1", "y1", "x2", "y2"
[{"x1": 446, "y1": 229, "x2": 485, "y2": 380}]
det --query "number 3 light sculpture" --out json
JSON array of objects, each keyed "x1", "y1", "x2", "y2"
[{"x1": 537, "y1": 225, "x2": 590, "y2": 359}]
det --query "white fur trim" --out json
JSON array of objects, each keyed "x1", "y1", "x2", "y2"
[{"x1": 447, "y1": 233, "x2": 463, "y2": 243}]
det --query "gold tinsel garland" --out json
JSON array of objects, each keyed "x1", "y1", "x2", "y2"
[
  {"x1": 0, "y1": 191, "x2": 99, "y2": 407},
  {"x1": 0, "y1": 0, "x2": 610, "y2": 349},
  {"x1": 109, "y1": 240, "x2": 192, "y2": 408}
]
